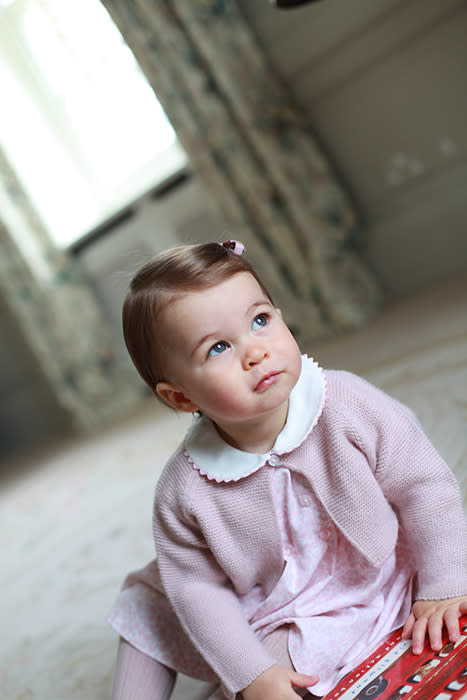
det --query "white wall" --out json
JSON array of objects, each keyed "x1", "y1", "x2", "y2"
[{"x1": 239, "y1": 0, "x2": 467, "y2": 297}]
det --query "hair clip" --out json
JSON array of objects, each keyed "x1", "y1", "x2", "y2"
[{"x1": 221, "y1": 240, "x2": 245, "y2": 256}]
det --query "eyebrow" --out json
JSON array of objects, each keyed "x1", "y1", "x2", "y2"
[{"x1": 190, "y1": 300, "x2": 271, "y2": 357}]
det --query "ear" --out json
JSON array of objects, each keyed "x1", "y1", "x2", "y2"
[{"x1": 155, "y1": 382, "x2": 199, "y2": 413}]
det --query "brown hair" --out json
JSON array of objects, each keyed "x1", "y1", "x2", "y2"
[{"x1": 122, "y1": 242, "x2": 274, "y2": 398}]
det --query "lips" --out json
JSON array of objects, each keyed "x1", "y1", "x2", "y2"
[{"x1": 254, "y1": 371, "x2": 282, "y2": 392}]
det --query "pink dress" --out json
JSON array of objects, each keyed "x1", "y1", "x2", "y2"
[
  {"x1": 253, "y1": 467, "x2": 413, "y2": 695},
  {"x1": 108, "y1": 358, "x2": 414, "y2": 696}
]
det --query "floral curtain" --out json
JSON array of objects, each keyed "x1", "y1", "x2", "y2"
[
  {"x1": 0, "y1": 146, "x2": 142, "y2": 432},
  {"x1": 101, "y1": 0, "x2": 381, "y2": 347}
]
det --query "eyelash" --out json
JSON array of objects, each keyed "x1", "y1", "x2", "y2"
[{"x1": 206, "y1": 313, "x2": 270, "y2": 358}]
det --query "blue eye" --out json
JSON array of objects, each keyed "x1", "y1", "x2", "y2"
[
  {"x1": 252, "y1": 314, "x2": 268, "y2": 331},
  {"x1": 208, "y1": 341, "x2": 229, "y2": 357}
]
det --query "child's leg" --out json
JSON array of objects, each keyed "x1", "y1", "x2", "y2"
[
  {"x1": 112, "y1": 638, "x2": 176, "y2": 700},
  {"x1": 263, "y1": 628, "x2": 320, "y2": 699}
]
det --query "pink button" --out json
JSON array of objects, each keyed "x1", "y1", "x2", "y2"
[
  {"x1": 320, "y1": 528, "x2": 332, "y2": 541},
  {"x1": 299, "y1": 495, "x2": 312, "y2": 507}
]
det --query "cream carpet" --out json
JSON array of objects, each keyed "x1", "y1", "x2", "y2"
[{"x1": 1, "y1": 277, "x2": 466, "y2": 700}]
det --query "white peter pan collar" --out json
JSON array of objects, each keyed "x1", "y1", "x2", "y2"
[{"x1": 183, "y1": 355, "x2": 326, "y2": 483}]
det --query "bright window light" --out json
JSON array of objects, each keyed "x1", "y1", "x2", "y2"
[{"x1": 0, "y1": 0, "x2": 188, "y2": 247}]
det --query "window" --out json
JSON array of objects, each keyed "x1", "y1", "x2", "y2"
[{"x1": 0, "y1": 0, "x2": 188, "y2": 247}]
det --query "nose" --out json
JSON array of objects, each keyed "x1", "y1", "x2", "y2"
[{"x1": 242, "y1": 341, "x2": 269, "y2": 370}]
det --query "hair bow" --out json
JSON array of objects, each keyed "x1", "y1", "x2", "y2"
[{"x1": 221, "y1": 240, "x2": 245, "y2": 255}]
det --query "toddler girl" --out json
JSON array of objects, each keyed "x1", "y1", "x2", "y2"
[{"x1": 108, "y1": 241, "x2": 467, "y2": 700}]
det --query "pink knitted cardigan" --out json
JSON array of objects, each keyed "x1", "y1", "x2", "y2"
[{"x1": 153, "y1": 369, "x2": 467, "y2": 697}]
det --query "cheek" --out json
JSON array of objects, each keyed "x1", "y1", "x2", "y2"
[
  {"x1": 202, "y1": 376, "x2": 247, "y2": 415},
  {"x1": 209, "y1": 381, "x2": 241, "y2": 407}
]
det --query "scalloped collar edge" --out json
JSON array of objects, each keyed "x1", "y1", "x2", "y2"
[{"x1": 183, "y1": 355, "x2": 326, "y2": 482}]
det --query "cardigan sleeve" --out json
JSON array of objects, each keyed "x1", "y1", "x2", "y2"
[
  {"x1": 152, "y1": 454, "x2": 276, "y2": 697},
  {"x1": 338, "y1": 371, "x2": 467, "y2": 600}
]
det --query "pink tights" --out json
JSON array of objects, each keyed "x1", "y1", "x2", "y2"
[{"x1": 111, "y1": 639, "x2": 176, "y2": 700}]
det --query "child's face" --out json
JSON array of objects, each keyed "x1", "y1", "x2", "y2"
[{"x1": 156, "y1": 272, "x2": 302, "y2": 436}]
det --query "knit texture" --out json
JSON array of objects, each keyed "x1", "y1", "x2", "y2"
[{"x1": 152, "y1": 370, "x2": 467, "y2": 695}]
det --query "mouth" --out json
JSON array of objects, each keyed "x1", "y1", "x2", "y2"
[{"x1": 254, "y1": 371, "x2": 282, "y2": 392}]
